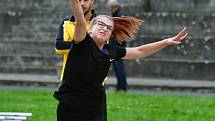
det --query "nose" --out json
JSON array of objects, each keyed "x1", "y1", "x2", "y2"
[{"x1": 102, "y1": 26, "x2": 108, "y2": 31}]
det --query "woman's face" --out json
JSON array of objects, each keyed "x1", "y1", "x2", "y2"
[{"x1": 90, "y1": 17, "x2": 114, "y2": 43}]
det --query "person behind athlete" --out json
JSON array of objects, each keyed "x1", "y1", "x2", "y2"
[
  {"x1": 107, "y1": 0, "x2": 128, "y2": 92},
  {"x1": 54, "y1": 0, "x2": 187, "y2": 121}
]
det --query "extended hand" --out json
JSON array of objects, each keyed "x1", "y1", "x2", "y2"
[{"x1": 165, "y1": 27, "x2": 187, "y2": 45}]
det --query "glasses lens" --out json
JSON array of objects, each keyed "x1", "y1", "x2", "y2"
[
  {"x1": 97, "y1": 21, "x2": 113, "y2": 31},
  {"x1": 107, "y1": 26, "x2": 113, "y2": 31},
  {"x1": 98, "y1": 23, "x2": 105, "y2": 28}
]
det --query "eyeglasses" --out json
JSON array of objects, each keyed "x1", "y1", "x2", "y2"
[{"x1": 96, "y1": 21, "x2": 114, "y2": 32}]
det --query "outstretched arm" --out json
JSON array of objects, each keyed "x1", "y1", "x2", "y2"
[
  {"x1": 124, "y1": 27, "x2": 187, "y2": 59},
  {"x1": 70, "y1": 0, "x2": 87, "y2": 42}
]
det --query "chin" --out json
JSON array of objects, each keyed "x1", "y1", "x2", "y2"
[
  {"x1": 97, "y1": 35, "x2": 107, "y2": 40},
  {"x1": 97, "y1": 37, "x2": 107, "y2": 43}
]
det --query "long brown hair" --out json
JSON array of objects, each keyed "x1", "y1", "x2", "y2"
[
  {"x1": 90, "y1": 15, "x2": 143, "y2": 42},
  {"x1": 112, "y1": 16, "x2": 143, "y2": 42}
]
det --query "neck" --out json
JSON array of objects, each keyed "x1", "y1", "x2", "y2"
[
  {"x1": 90, "y1": 34, "x2": 106, "y2": 50},
  {"x1": 95, "y1": 39, "x2": 105, "y2": 50},
  {"x1": 84, "y1": 10, "x2": 93, "y2": 21}
]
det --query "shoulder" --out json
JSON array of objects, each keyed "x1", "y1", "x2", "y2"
[
  {"x1": 61, "y1": 16, "x2": 75, "y2": 24},
  {"x1": 105, "y1": 44, "x2": 126, "y2": 59},
  {"x1": 74, "y1": 34, "x2": 93, "y2": 45},
  {"x1": 57, "y1": 17, "x2": 73, "y2": 27}
]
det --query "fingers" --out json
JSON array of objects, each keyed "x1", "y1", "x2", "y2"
[
  {"x1": 178, "y1": 27, "x2": 187, "y2": 37},
  {"x1": 179, "y1": 33, "x2": 188, "y2": 41},
  {"x1": 173, "y1": 41, "x2": 181, "y2": 45},
  {"x1": 176, "y1": 27, "x2": 187, "y2": 42},
  {"x1": 167, "y1": 27, "x2": 187, "y2": 45}
]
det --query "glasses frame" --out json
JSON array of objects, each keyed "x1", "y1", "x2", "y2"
[{"x1": 96, "y1": 21, "x2": 114, "y2": 32}]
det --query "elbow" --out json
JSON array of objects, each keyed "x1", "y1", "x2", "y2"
[{"x1": 55, "y1": 41, "x2": 61, "y2": 50}]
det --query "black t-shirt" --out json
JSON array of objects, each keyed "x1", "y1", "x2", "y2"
[{"x1": 54, "y1": 34, "x2": 126, "y2": 111}]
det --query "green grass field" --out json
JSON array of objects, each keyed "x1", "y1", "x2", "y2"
[{"x1": 0, "y1": 88, "x2": 215, "y2": 121}]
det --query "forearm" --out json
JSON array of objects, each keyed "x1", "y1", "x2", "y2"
[
  {"x1": 124, "y1": 28, "x2": 187, "y2": 60},
  {"x1": 70, "y1": 0, "x2": 87, "y2": 42},
  {"x1": 124, "y1": 39, "x2": 169, "y2": 59},
  {"x1": 70, "y1": 0, "x2": 86, "y2": 24},
  {"x1": 139, "y1": 39, "x2": 169, "y2": 57}
]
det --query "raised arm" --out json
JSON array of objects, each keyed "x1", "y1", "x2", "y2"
[
  {"x1": 124, "y1": 27, "x2": 187, "y2": 59},
  {"x1": 70, "y1": 0, "x2": 87, "y2": 42}
]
